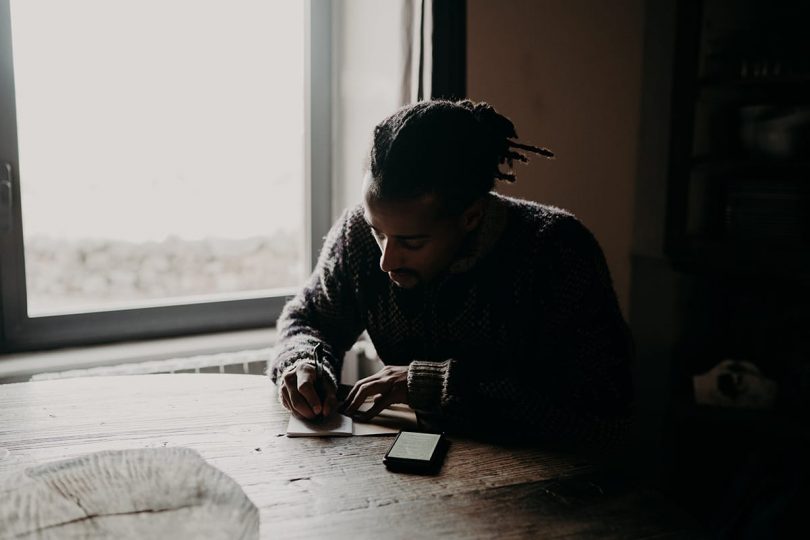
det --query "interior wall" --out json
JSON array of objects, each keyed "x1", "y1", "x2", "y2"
[{"x1": 466, "y1": 0, "x2": 645, "y2": 315}]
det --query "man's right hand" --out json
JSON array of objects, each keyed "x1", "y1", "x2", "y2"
[{"x1": 279, "y1": 362, "x2": 338, "y2": 419}]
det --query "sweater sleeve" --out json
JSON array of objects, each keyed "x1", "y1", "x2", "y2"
[
  {"x1": 407, "y1": 217, "x2": 634, "y2": 450},
  {"x1": 268, "y1": 208, "x2": 366, "y2": 386}
]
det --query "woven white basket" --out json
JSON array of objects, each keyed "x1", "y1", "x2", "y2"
[{"x1": 0, "y1": 447, "x2": 259, "y2": 539}]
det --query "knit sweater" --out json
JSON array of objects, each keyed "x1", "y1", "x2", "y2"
[{"x1": 269, "y1": 193, "x2": 634, "y2": 448}]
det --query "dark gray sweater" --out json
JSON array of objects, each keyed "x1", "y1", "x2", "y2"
[{"x1": 269, "y1": 193, "x2": 633, "y2": 448}]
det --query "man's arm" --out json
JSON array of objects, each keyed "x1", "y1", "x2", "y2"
[
  {"x1": 269, "y1": 208, "x2": 366, "y2": 415},
  {"x1": 407, "y1": 218, "x2": 634, "y2": 449}
]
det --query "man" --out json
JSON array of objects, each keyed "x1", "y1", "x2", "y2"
[{"x1": 269, "y1": 99, "x2": 633, "y2": 448}]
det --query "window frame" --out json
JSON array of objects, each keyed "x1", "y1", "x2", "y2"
[{"x1": 0, "y1": 0, "x2": 332, "y2": 352}]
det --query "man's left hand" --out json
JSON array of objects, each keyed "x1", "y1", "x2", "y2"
[{"x1": 340, "y1": 365, "x2": 409, "y2": 421}]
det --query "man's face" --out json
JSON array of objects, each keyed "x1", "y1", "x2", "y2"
[{"x1": 362, "y1": 185, "x2": 478, "y2": 289}]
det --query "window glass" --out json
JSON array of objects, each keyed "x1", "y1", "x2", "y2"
[{"x1": 9, "y1": 0, "x2": 306, "y2": 316}]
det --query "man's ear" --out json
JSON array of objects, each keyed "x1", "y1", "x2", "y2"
[{"x1": 460, "y1": 198, "x2": 485, "y2": 232}]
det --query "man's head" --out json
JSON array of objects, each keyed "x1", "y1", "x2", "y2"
[{"x1": 362, "y1": 99, "x2": 553, "y2": 288}]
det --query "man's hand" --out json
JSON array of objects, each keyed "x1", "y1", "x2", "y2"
[
  {"x1": 340, "y1": 365, "x2": 409, "y2": 421},
  {"x1": 279, "y1": 362, "x2": 338, "y2": 419}
]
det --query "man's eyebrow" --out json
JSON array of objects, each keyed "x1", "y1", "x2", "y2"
[
  {"x1": 394, "y1": 233, "x2": 430, "y2": 240},
  {"x1": 364, "y1": 219, "x2": 430, "y2": 240}
]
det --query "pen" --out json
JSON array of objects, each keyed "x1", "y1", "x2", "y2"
[{"x1": 312, "y1": 342, "x2": 325, "y2": 416}]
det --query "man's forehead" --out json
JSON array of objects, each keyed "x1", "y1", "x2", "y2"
[{"x1": 363, "y1": 194, "x2": 443, "y2": 234}]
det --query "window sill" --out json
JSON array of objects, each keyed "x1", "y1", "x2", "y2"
[{"x1": 0, "y1": 328, "x2": 277, "y2": 384}]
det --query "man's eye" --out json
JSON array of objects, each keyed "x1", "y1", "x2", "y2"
[{"x1": 401, "y1": 239, "x2": 426, "y2": 250}]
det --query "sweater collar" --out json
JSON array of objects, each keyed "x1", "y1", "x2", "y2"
[{"x1": 447, "y1": 193, "x2": 508, "y2": 274}]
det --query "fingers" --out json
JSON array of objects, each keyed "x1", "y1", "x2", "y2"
[
  {"x1": 281, "y1": 362, "x2": 340, "y2": 419},
  {"x1": 280, "y1": 385, "x2": 292, "y2": 411},
  {"x1": 297, "y1": 376, "x2": 323, "y2": 416},
  {"x1": 341, "y1": 379, "x2": 388, "y2": 417},
  {"x1": 342, "y1": 373, "x2": 380, "y2": 409},
  {"x1": 322, "y1": 385, "x2": 338, "y2": 417},
  {"x1": 354, "y1": 394, "x2": 394, "y2": 422},
  {"x1": 341, "y1": 366, "x2": 409, "y2": 418},
  {"x1": 281, "y1": 385, "x2": 314, "y2": 420},
  {"x1": 288, "y1": 386, "x2": 316, "y2": 419},
  {"x1": 283, "y1": 366, "x2": 316, "y2": 419},
  {"x1": 321, "y1": 377, "x2": 338, "y2": 416}
]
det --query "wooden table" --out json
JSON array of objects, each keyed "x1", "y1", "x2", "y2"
[{"x1": 0, "y1": 374, "x2": 702, "y2": 539}]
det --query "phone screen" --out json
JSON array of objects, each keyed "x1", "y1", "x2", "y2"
[{"x1": 387, "y1": 432, "x2": 442, "y2": 461}]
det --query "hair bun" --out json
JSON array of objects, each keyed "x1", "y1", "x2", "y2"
[
  {"x1": 460, "y1": 100, "x2": 519, "y2": 142},
  {"x1": 458, "y1": 100, "x2": 503, "y2": 131},
  {"x1": 471, "y1": 102, "x2": 495, "y2": 124}
]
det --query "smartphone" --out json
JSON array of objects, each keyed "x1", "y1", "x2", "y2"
[{"x1": 383, "y1": 431, "x2": 448, "y2": 474}]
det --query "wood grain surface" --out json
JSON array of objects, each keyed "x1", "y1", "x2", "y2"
[{"x1": 0, "y1": 374, "x2": 703, "y2": 539}]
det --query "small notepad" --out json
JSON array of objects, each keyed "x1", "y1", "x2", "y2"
[
  {"x1": 286, "y1": 412, "x2": 354, "y2": 437},
  {"x1": 285, "y1": 402, "x2": 418, "y2": 437}
]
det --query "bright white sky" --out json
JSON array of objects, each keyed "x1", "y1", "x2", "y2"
[{"x1": 10, "y1": 0, "x2": 305, "y2": 242}]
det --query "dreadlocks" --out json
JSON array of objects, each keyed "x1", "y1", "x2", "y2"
[{"x1": 367, "y1": 99, "x2": 554, "y2": 214}]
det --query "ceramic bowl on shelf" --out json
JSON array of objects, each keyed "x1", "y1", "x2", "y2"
[{"x1": 739, "y1": 105, "x2": 810, "y2": 160}]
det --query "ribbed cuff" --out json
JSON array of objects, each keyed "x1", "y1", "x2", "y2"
[{"x1": 407, "y1": 360, "x2": 450, "y2": 412}]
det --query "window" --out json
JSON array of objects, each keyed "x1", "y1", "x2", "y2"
[
  {"x1": 0, "y1": 0, "x2": 332, "y2": 351},
  {"x1": 0, "y1": 0, "x2": 464, "y2": 354}
]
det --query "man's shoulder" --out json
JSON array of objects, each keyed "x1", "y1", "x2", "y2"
[
  {"x1": 329, "y1": 204, "x2": 378, "y2": 269},
  {"x1": 340, "y1": 204, "x2": 374, "y2": 243},
  {"x1": 495, "y1": 194, "x2": 588, "y2": 241},
  {"x1": 493, "y1": 195, "x2": 613, "y2": 292}
]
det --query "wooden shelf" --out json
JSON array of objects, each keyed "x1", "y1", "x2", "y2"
[
  {"x1": 653, "y1": 4, "x2": 810, "y2": 528},
  {"x1": 669, "y1": 239, "x2": 810, "y2": 278},
  {"x1": 699, "y1": 77, "x2": 810, "y2": 88},
  {"x1": 690, "y1": 157, "x2": 810, "y2": 176},
  {"x1": 696, "y1": 80, "x2": 810, "y2": 103}
]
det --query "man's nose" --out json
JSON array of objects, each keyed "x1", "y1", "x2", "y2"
[{"x1": 379, "y1": 240, "x2": 401, "y2": 273}]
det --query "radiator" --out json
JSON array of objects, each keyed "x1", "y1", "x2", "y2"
[{"x1": 28, "y1": 340, "x2": 380, "y2": 384}]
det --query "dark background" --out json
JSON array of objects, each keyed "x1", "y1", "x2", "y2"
[{"x1": 466, "y1": 0, "x2": 809, "y2": 536}]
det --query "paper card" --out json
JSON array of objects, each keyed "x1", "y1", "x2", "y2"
[
  {"x1": 285, "y1": 412, "x2": 353, "y2": 437},
  {"x1": 352, "y1": 403, "x2": 419, "y2": 435},
  {"x1": 285, "y1": 402, "x2": 418, "y2": 437}
]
